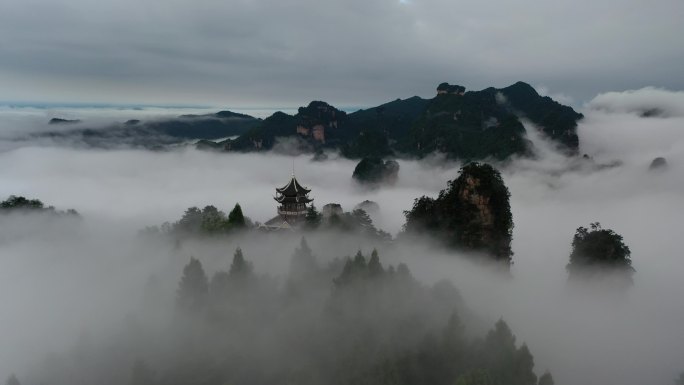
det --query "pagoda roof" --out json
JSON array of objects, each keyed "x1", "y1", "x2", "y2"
[
  {"x1": 276, "y1": 175, "x2": 311, "y2": 196},
  {"x1": 274, "y1": 194, "x2": 313, "y2": 204},
  {"x1": 261, "y1": 216, "x2": 295, "y2": 231}
]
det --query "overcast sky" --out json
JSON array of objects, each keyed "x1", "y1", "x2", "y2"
[{"x1": 1, "y1": 0, "x2": 683, "y2": 107}]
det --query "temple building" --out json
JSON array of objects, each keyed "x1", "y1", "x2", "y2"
[{"x1": 261, "y1": 174, "x2": 313, "y2": 231}]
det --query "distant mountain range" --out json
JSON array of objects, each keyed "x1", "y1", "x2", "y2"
[
  {"x1": 34, "y1": 81, "x2": 582, "y2": 159},
  {"x1": 32, "y1": 110, "x2": 261, "y2": 149},
  {"x1": 199, "y1": 81, "x2": 583, "y2": 160}
]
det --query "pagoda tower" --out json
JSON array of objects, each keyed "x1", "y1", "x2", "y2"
[{"x1": 274, "y1": 174, "x2": 313, "y2": 224}]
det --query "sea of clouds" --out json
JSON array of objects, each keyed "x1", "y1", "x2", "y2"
[{"x1": 0, "y1": 87, "x2": 683, "y2": 385}]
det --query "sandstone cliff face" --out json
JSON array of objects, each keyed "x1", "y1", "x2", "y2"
[
  {"x1": 453, "y1": 167, "x2": 512, "y2": 264},
  {"x1": 458, "y1": 175, "x2": 494, "y2": 228}
]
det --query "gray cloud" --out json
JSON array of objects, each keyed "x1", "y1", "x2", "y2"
[
  {"x1": 1, "y1": 0, "x2": 683, "y2": 106},
  {"x1": 589, "y1": 87, "x2": 684, "y2": 117}
]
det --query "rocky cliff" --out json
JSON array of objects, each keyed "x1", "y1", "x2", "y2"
[{"x1": 404, "y1": 162, "x2": 513, "y2": 267}]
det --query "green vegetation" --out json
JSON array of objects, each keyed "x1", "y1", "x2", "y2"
[
  {"x1": 500, "y1": 82, "x2": 583, "y2": 151},
  {"x1": 162, "y1": 246, "x2": 546, "y2": 385},
  {"x1": 304, "y1": 204, "x2": 323, "y2": 230},
  {"x1": 1, "y1": 195, "x2": 44, "y2": 210},
  {"x1": 322, "y1": 208, "x2": 391, "y2": 240},
  {"x1": 210, "y1": 81, "x2": 582, "y2": 161},
  {"x1": 175, "y1": 257, "x2": 209, "y2": 313},
  {"x1": 401, "y1": 89, "x2": 531, "y2": 160},
  {"x1": 227, "y1": 203, "x2": 246, "y2": 228},
  {"x1": 225, "y1": 111, "x2": 299, "y2": 151},
  {"x1": 0, "y1": 195, "x2": 79, "y2": 216},
  {"x1": 404, "y1": 162, "x2": 513, "y2": 266},
  {"x1": 538, "y1": 371, "x2": 555, "y2": 385},
  {"x1": 566, "y1": 222, "x2": 634, "y2": 284},
  {"x1": 160, "y1": 203, "x2": 250, "y2": 236}
]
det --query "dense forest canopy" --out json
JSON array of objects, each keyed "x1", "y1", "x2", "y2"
[
  {"x1": 10, "y1": 240, "x2": 548, "y2": 385},
  {"x1": 566, "y1": 222, "x2": 634, "y2": 285}
]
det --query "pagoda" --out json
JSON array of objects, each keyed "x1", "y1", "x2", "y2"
[{"x1": 274, "y1": 174, "x2": 313, "y2": 221}]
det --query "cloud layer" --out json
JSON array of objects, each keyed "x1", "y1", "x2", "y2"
[
  {"x1": 1, "y1": 88, "x2": 684, "y2": 384},
  {"x1": 1, "y1": 0, "x2": 683, "y2": 106}
]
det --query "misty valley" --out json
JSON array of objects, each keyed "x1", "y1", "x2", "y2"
[{"x1": 1, "y1": 84, "x2": 684, "y2": 385}]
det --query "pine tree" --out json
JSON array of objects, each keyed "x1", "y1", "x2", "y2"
[
  {"x1": 353, "y1": 250, "x2": 367, "y2": 272},
  {"x1": 443, "y1": 310, "x2": 464, "y2": 347},
  {"x1": 455, "y1": 369, "x2": 495, "y2": 385},
  {"x1": 304, "y1": 205, "x2": 322, "y2": 230},
  {"x1": 289, "y1": 237, "x2": 318, "y2": 280},
  {"x1": 483, "y1": 319, "x2": 518, "y2": 384},
  {"x1": 227, "y1": 203, "x2": 246, "y2": 228},
  {"x1": 352, "y1": 209, "x2": 374, "y2": 232},
  {"x1": 334, "y1": 252, "x2": 367, "y2": 287},
  {"x1": 209, "y1": 271, "x2": 230, "y2": 299},
  {"x1": 176, "y1": 257, "x2": 209, "y2": 312},
  {"x1": 200, "y1": 205, "x2": 227, "y2": 233},
  {"x1": 229, "y1": 247, "x2": 253, "y2": 279},
  {"x1": 176, "y1": 207, "x2": 203, "y2": 233},
  {"x1": 514, "y1": 344, "x2": 538, "y2": 385},
  {"x1": 538, "y1": 371, "x2": 554, "y2": 385},
  {"x1": 486, "y1": 319, "x2": 516, "y2": 351},
  {"x1": 5, "y1": 374, "x2": 20, "y2": 385},
  {"x1": 396, "y1": 263, "x2": 412, "y2": 280},
  {"x1": 367, "y1": 249, "x2": 384, "y2": 277},
  {"x1": 676, "y1": 372, "x2": 684, "y2": 385},
  {"x1": 129, "y1": 359, "x2": 156, "y2": 385}
]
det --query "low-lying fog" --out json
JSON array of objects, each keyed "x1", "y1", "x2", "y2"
[{"x1": 1, "y1": 88, "x2": 683, "y2": 385}]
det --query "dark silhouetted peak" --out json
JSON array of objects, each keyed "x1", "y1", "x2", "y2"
[
  {"x1": 500, "y1": 81, "x2": 541, "y2": 101},
  {"x1": 436, "y1": 83, "x2": 466, "y2": 95},
  {"x1": 125, "y1": 119, "x2": 140, "y2": 126},
  {"x1": 295, "y1": 101, "x2": 346, "y2": 145},
  {"x1": 214, "y1": 110, "x2": 256, "y2": 119},
  {"x1": 297, "y1": 101, "x2": 346, "y2": 121},
  {"x1": 354, "y1": 200, "x2": 380, "y2": 214},
  {"x1": 640, "y1": 108, "x2": 665, "y2": 118},
  {"x1": 49, "y1": 118, "x2": 81, "y2": 125},
  {"x1": 302, "y1": 100, "x2": 334, "y2": 111},
  {"x1": 649, "y1": 157, "x2": 668, "y2": 170},
  {"x1": 499, "y1": 81, "x2": 582, "y2": 151},
  {"x1": 266, "y1": 111, "x2": 295, "y2": 122},
  {"x1": 321, "y1": 203, "x2": 343, "y2": 218},
  {"x1": 180, "y1": 110, "x2": 256, "y2": 120},
  {"x1": 352, "y1": 158, "x2": 400, "y2": 187},
  {"x1": 566, "y1": 222, "x2": 634, "y2": 288}
]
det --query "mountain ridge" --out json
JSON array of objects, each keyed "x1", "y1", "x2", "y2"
[{"x1": 208, "y1": 81, "x2": 583, "y2": 160}]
